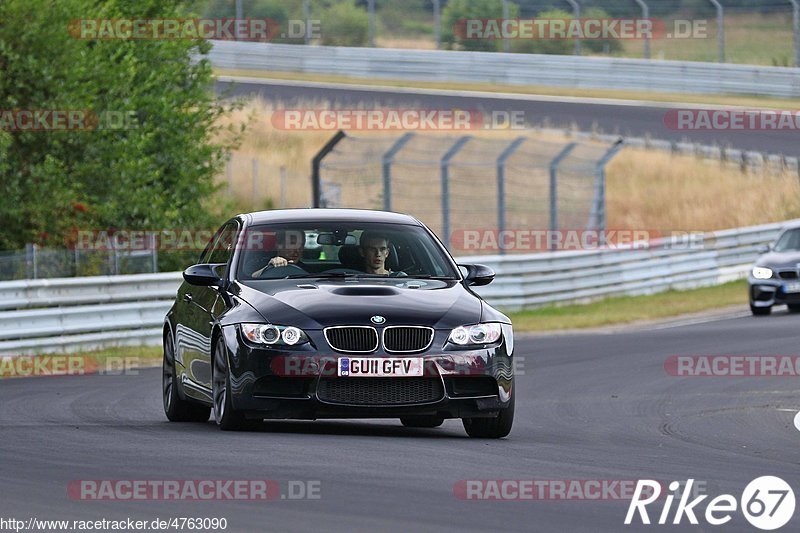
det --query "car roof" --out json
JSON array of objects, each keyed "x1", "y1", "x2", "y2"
[{"x1": 241, "y1": 208, "x2": 423, "y2": 226}]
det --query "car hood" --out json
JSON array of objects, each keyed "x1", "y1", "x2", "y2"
[
  {"x1": 756, "y1": 251, "x2": 800, "y2": 269},
  {"x1": 232, "y1": 279, "x2": 482, "y2": 329}
]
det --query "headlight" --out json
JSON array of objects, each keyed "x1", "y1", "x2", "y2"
[
  {"x1": 752, "y1": 266, "x2": 773, "y2": 280},
  {"x1": 240, "y1": 324, "x2": 309, "y2": 346},
  {"x1": 448, "y1": 323, "x2": 502, "y2": 346}
]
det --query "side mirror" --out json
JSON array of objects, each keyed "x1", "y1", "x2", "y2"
[
  {"x1": 183, "y1": 263, "x2": 225, "y2": 287},
  {"x1": 459, "y1": 264, "x2": 495, "y2": 287},
  {"x1": 759, "y1": 244, "x2": 771, "y2": 254}
]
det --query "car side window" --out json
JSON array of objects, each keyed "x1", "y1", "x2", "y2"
[{"x1": 207, "y1": 222, "x2": 238, "y2": 266}]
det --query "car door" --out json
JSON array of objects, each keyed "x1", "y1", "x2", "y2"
[{"x1": 186, "y1": 221, "x2": 238, "y2": 391}]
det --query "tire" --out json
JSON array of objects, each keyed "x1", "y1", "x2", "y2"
[
  {"x1": 788, "y1": 304, "x2": 800, "y2": 313},
  {"x1": 400, "y1": 416, "x2": 444, "y2": 428},
  {"x1": 462, "y1": 393, "x2": 514, "y2": 439},
  {"x1": 212, "y1": 335, "x2": 250, "y2": 431},
  {"x1": 750, "y1": 304, "x2": 772, "y2": 316},
  {"x1": 163, "y1": 330, "x2": 210, "y2": 422}
]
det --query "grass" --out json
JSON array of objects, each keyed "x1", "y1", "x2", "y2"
[
  {"x1": 215, "y1": 68, "x2": 800, "y2": 111},
  {"x1": 508, "y1": 280, "x2": 747, "y2": 332},
  {"x1": 0, "y1": 346, "x2": 161, "y2": 379}
]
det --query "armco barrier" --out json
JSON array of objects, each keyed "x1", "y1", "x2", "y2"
[
  {"x1": 208, "y1": 41, "x2": 800, "y2": 99},
  {"x1": 0, "y1": 221, "x2": 792, "y2": 355}
]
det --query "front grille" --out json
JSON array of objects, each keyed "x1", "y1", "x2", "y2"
[
  {"x1": 778, "y1": 270, "x2": 799, "y2": 280},
  {"x1": 317, "y1": 377, "x2": 444, "y2": 405},
  {"x1": 324, "y1": 326, "x2": 378, "y2": 353},
  {"x1": 383, "y1": 326, "x2": 434, "y2": 353}
]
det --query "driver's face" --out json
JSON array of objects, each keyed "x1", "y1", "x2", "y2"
[
  {"x1": 361, "y1": 238, "x2": 389, "y2": 269},
  {"x1": 279, "y1": 232, "x2": 305, "y2": 262}
]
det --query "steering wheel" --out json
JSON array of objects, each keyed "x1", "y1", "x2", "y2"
[{"x1": 257, "y1": 263, "x2": 307, "y2": 279}]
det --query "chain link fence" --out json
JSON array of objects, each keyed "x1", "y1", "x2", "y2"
[
  {"x1": 0, "y1": 245, "x2": 159, "y2": 281},
  {"x1": 312, "y1": 131, "x2": 624, "y2": 254}
]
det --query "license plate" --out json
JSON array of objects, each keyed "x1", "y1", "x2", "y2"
[
  {"x1": 785, "y1": 282, "x2": 800, "y2": 293},
  {"x1": 337, "y1": 357, "x2": 423, "y2": 377}
]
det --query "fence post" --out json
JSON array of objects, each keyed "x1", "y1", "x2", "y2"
[
  {"x1": 441, "y1": 136, "x2": 473, "y2": 250},
  {"x1": 368, "y1": 0, "x2": 376, "y2": 47},
  {"x1": 791, "y1": 0, "x2": 800, "y2": 67},
  {"x1": 634, "y1": 0, "x2": 651, "y2": 59},
  {"x1": 311, "y1": 130, "x2": 347, "y2": 208},
  {"x1": 280, "y1": 166, "x2": 287, "y2": 208},
  {"x1": 251, "y1": 158, "x2": 258, "y2": 209},
  {"x1": 566, "y1": 0, "x2": 581, "y2": 56},
  {"x1": 496, "y1": 137, "x2": 527, "y2": 254},
  {"x1": 502, "y1": 0, "x2": 510, "y2": 53},
  {"x1": 381, "y1": 133, "x2": 415, "y2": 212},
  {"x1": 25, "y1": 243, "x2": 38, "y2": 279},
  {"x1": 303, "y1": 0, "x2": 311, "y2": 45},
  {"x1": 549, "y1": 142, "x2": 578, "y2": 250},
  {"x1": 235, "y1": 0, "x2": 243, "y2": 40},
  {"x1": 589, "y1": 139, "x2": 625, "y2": 240},
  {"x1": 709, "y1": 0, "x2": 725, "y2": 63},
  {"x1": 433, "y1": 0, "x2": 441, "y2": 49}
]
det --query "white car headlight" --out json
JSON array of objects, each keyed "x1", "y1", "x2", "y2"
[
  {"x1": 448, "y1": 323, "x2": 503, "y2": 346},
  {"x1": 752, "y1": 266, "x2": 773, "y2": 280},
  {"x1": 241, "y1": 324, "x2": 309, "y2": 346}
]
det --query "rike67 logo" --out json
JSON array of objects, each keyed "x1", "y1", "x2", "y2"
[{"x1": 625, "y1": 477, "x2": 795, "y2": 530}]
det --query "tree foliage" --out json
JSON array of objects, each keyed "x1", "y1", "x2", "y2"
[{"x1": 0, "y1": 0, "x2": 239, "y2": 254}]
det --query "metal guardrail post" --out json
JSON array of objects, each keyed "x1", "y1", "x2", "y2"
[
  {"x1": 566, "y1": 0, "x2": 581, "y2": 56},
  {"x1": 791, "y1": 0, "x2": 800, "y2": 67},
  {"x1": 589, "y1": 139, "x2": 625, "y2": 239},
  {"x1": 709, "y1": 0, "x2": 725, "y2": 63},
  {"x1": 441, "y1": 136, "x2": 472, "y2": 250},
  {"x1": 433, "y1": 0, "x2": 441, "y2": 49},
  {"x1": 634, "y1": 0, "x2": 651, "y2": 59},
  {"x1": 496, "y1": 137, "x2": 527, "y2": 254},
  {"x1": 549, "y1": 142, "x2": 578, "y2": 250},
  {"x1": 311, "y1": 130, "x2": 347, "y2": 208},
  {"x1": 381, "y1": 133, "x2": 415, "y2": 212}
]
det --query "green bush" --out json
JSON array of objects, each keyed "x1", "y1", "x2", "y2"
[
  {"x1": 581, "y1": 7, "x2": 623, "y2": 55},
  {"x1": 509, "y1": 9, "x2": 573, "y2": 56},
  {"x1": 442, "y1": 0, "x2": 518, "y2": 52},
  {"x1": 320, "y1": 0, "x2": 369, "y2": 47}
]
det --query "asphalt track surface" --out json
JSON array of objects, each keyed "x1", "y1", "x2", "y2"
[
  {"x1": 216, "y1": 79, "x2": 800, "y2": 157},
  {"x1": 1, "y1": 311, "x2": 799, "y2": 532}
]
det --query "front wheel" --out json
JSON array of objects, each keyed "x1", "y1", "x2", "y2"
[
  {"x1": 212, "y1": 336, "x2": 250, "y2": 431},
  {"x1": 462, "y1": 393, "x2": 514, "y2": 439},
  {"x1": 750, "y1": 304, "x2": 772, "y2": 316},
  {"x1": 163, "y1": 330, "x2": 210, "y2": 422}
]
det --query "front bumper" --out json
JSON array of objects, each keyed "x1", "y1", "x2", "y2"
[
  {"x1": 748, "y1": 276, "x2": 800, "y2": 307},
  {"x1": 220, "y1": 325, "x2": 515, "y2": 420}
]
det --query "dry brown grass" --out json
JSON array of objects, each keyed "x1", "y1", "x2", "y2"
[{"x1": 216, "y1": 99, "x2": 800, "y2": 232}]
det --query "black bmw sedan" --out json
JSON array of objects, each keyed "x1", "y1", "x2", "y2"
[
  {"x1": 162, "y1": 209, "x2": 515, "y2": 438},
  {"x1": 748, "y1": 223, "x2": 800, "y2": 316}
]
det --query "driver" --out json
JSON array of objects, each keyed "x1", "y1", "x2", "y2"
[
  {"x1": 252, "y1": 230, "x2": 306, "y2": 277},
  {"x1": 359, "y1": 231, "x2": 394, "y2": 276}
]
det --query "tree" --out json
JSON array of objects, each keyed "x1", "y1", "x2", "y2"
[
  {"x1": 442, "y1": 0, "x2": 518, "y2": 52},
  {"x1": 320, "y1": 0, "x2": 369, "y2": 47},
  {"x1": 0, "y1": 0, "x2": 240, "y2": 267}
]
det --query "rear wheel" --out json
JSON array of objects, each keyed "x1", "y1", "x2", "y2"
[
  {"x1": 787, "y1": 304, "x2": 800, "y2": 313},
  {"x1": 462, "y1": 393, "x2": 514, "y2": 439},
  {"x1": 212, "y1": 336, "x2": 250, "y2": 431},
  {"x1": 750, "y1": 304, "x2": 772, "y2": 316},
  {"x1": 162, "y1": 330, "x2": 210, "y2": 422},
  {"x1": 400, "y1": 416, "x2": 444, "y2": 428}
]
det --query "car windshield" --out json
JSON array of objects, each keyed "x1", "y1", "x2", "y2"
[
  {"x1": 773, "y1": 228, "x2": 800, "y2": 252},
  {"x1": 235, "y1": 222, "x2": 460, "y2": 281}
]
